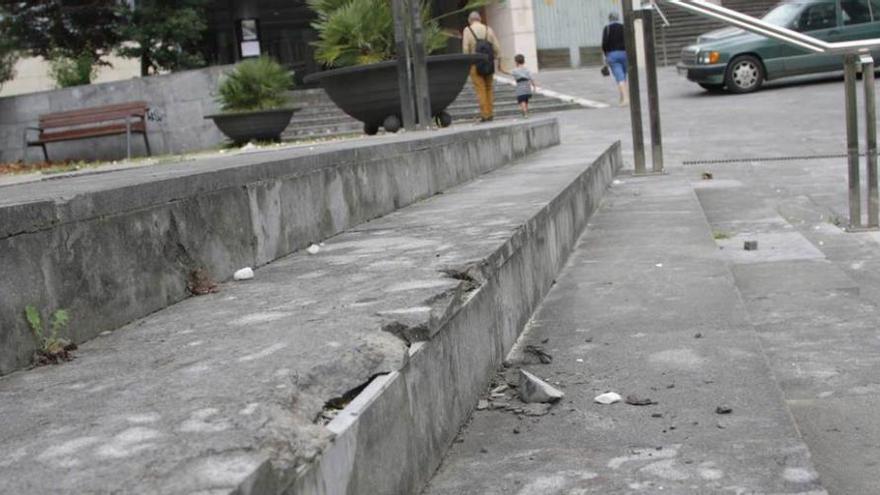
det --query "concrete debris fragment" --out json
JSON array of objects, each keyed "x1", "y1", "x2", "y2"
[
  {"x1": 476, "y1": 400, "x2": 489, "y2": 411},
  {"x1": 240, "y1": 142, "x2": 257, "y2": 151},
  {"x1": 307, "y1": 244, "x2": 321, "y2": 255},
  {"x1": 233, "y1": 267, "x2": 254, "y2": 280},
  {"x1": 743, "y1": 240, "x2": 758, "y2": 251},
  {"x1": 522, "y1": 403, "x2": 553, "y2": 416},
  {"x1": 519, "y1": 369, "x2": 564, "y2": 403},
  {"x1": 715, "y1": 405, "x2": 733, "y2": 415},
  {"x1": 491, "y1": 384, "x2": 509, "y2": 394},
  {"x1": 524, "y1": 345, "x2": 553, "y2": 364},
  {"x1": 625, "y1": 395, "x2": 657, "y2": 406},
  {"x1": 594, "y1": 392, "x2": 622, "y2": 405}
]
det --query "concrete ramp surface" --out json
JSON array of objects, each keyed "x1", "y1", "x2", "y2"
[{"x1": 0, "y1": 130, "x2": 621, "y2": 494}]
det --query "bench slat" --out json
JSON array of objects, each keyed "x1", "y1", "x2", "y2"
[
  {"x1": 35, "y1": 122, "x2": 147, "y2": 144},
  {"x1": 39, "y1": 102, "x2": 149, "y2": 129}
]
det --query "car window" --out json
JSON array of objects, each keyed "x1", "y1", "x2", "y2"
[
  {"x1": 842, "y1": 0, "x2": 873, "y2": 24},
  {"x1": 797, "y1": 3, "x2": 838, "y2": 31},
  {"x1": 872, "y1": 0, "x2": 880, "y2": 20}
]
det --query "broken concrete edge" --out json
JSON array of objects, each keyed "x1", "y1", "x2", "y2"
[
  {"x1": 284, "y1": 142, "x2": 622, "y2": 495},
  {"x1": 381, "y1": 141, "x2": 626, "y2": 347},
  {"x1": 0, "y1": 120, "x2": 560, "y2": 238},
  {"x1": 0, "y1": 119, "x2": 560, "y2": 376}
]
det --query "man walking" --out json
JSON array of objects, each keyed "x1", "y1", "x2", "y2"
[{"x1": 462, "y1": 11, "x2": 501, "y2": 122}]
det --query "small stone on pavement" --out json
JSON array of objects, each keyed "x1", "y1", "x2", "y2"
[{"x1": 594, "y1": 392, "x2": 622, "y2": 405}]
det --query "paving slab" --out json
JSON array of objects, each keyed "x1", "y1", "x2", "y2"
[{"x1": 423, "y1": 173, "x2": 825, "y2": 495}]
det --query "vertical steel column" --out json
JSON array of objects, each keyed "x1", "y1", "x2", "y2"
[
  {"x1": 642, "y1": 7, "x2": 664, "y2": 173},
  {"x1": 622, "y1": 0, "x2": 646, "y2": 174},
  {"x1": 409, "y1": 0, "x2": 432, "y2": 129},
  {"x1": 845, "y1": 53, "x2": 862, "y2": 229},
  {"x1": 862, "y1": 54, "x2": 879, "y2": 228},
  {"x1": 392, "y1": 0, "x2": 416, "y2": 130}
]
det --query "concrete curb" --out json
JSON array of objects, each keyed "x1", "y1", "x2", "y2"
[
  {"x1": 290, "y1": 142, "x2": 622, "y2": 495},
  {"x1": 0, "y1": 120, "x2": 559, "y2": 375}
]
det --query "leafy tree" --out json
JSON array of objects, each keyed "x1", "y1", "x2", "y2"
[
  {"x1": 117, "y1": 0, "x2": 209, "y2": 76},
  {"x1": 0, "y1": 24, "x2": 18, "y2": 88},
  {"x1": 48, "y1": 52, "x2": 98, "y2": 87},
  {"x1": 0, "y1": 0, "x2": 122, "y2": 67}
]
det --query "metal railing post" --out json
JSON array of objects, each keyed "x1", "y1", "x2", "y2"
[
  {"x1": 845, "y1": 53, "x2": 862, "y2": 229},
  {"x1": 409, "y1": 0, "x2": 432, "y2": 129},
  {"x1": 642, "y1": 7, "x2": 664, "y2": 173},
  {"x1": 862, "y1": 54, "x2": 879, "y2": 228},
  {"x1": 622, "y1": 0, "x2": 647, "y2": 174},
  {"x1": 392, "y1": 0, "x2": 416, "y2": 130}
]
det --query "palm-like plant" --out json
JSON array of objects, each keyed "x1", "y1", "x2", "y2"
[
  {"x1": 309, "y1": 0, "x2": 497, "y2": 68},
  {"x1": 216, "y1": 57, "x2": 293, "y2": 112}
]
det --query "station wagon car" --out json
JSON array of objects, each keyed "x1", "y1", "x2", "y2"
[{"x1": 677, "y1": 0, "x2": 880, "y2": 93}]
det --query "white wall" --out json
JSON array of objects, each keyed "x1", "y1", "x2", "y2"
[
  {"x1": 0, "y1": 55, "x2": 141, "y2": 97},
  {"x1": 487, "y1": 0, "x2": 539, "y2": 73}
]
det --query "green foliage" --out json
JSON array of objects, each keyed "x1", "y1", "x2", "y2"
[
  {"x1": 0, "y1": 24, "x2": 18, "y2": 88},
  {"x1": 217, "y1": 57, "x2": 294, "y2": 112},
  {"x1": 24, "y1": 305, "x2": 71, "y2": 356},
  {"x1": 0, "y1": 0, "x2": 122, "y2": 66},
  {"x1": 308, "y1": 0, "x2": 447, "y2": 67},
  {"x1": 48, "y1": 52, "x2": 98, "y2": 88},
  {"x1": 117, "y1": 0, "x2": 208, "y2": 76}
]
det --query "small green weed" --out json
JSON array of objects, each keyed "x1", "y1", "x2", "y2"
[
  {"x1": 713, "y1": 231, "x2": 731, "y2": 240},
  {"x1": 25, "y1": 305, "x2": 76, "y2": 365}
]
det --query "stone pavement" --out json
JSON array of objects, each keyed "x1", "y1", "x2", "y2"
[{"x1": 424, "y1": 69, "x2": 880, "y2": 494}]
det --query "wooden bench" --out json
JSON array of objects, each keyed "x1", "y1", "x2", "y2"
[{"x1": 25, "y1": 101, "x2": 152, "y2": 161}]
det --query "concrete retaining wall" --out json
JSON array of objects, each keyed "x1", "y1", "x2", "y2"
[
  {"x1": 0, "y1": 66, "x2": 230, "y2": 163},
  {"x1": 292, "y1": 142, "x2": 622, "y2": 495},
  {"x1": 0, "y1": 120, "x2": 560, "y2": 375}
]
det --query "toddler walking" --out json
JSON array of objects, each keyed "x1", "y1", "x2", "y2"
[{"x1": 511, "y1": 54, "x2": 537, "y2": 118}]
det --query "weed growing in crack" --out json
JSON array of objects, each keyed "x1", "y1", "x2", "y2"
[
  {"x1": 712, "y1": 231, "x2": 731, "y2": 240},
  {"x1": 25, "y1": 305, "x2": 77, "y2": 365}
]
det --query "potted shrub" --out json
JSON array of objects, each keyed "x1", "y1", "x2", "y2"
[
  {"x1": 205, "y1": 57, "x2": 299, "y2": 144},
  {"x1": 302, "y1": 0, "x2": 489, "y2": 135}
]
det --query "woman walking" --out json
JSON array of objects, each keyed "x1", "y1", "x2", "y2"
[{"x1": 602, "y1": 12, "x2": 629, "y2": 106}]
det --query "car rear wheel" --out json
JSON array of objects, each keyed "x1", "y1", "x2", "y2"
[
  {"x1": 699, "y1": 83, "x2": 726, "y2": 93},
  {"x1": 725, "y1": 55, "x2": 764, "y2": 94}
]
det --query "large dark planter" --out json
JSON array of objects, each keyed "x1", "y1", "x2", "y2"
[
  {"x1": 303, "y1": 54, "x2": 485, "y2": 134},
  {"x1": 205, "y1": 108, "x2": 299, "y2": 144}
]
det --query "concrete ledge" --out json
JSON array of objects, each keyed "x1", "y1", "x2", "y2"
[
  {"x1": 0, "y1": 120, "x2": 559, "y2": 374},
  {"x1": 293, "y1": 142, "x2": 622, "y2": 494},
  {"x1": 0, "y1": 140, "x2": 621, "y2": 494}
]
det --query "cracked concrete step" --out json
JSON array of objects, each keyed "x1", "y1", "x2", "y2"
[
  {"x1": 423, "y1": 173, "x2": 828, "y2": 494},
  {"x1": 0, "y1": 137, "x2": 622, "y2": 494},
  {"x1": 0, "y1": 120, "x2": 559, "y2": 375}
]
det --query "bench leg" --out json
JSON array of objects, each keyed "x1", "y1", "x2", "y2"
[
  {"x1": 40, "y1": 144, "x2": 48, "y2": 162},
  {"x1": 143, "y1": 132, "x2": 152, "y2": 157},
  {"x1": 125, "y1": 121, "x2": 132, "y2": 160}
]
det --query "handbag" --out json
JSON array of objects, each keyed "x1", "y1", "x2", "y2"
[{"x1": 601, "y1": 65, "x2": 610, "y2": 77}]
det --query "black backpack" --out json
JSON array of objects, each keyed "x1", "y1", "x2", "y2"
[{"x1": 468, "y1": 26, "x2": 495, "y2": 76}]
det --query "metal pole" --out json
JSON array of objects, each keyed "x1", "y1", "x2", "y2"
[
  {"x1": 622, "y1": 0, "x2": 646, "y2": 174},
  {"x1": 845, "y1": 53, "x2": 862, "y2": 229},
  {"x1": 863, "y1": 53, "x2": 879, "y2": 228},
  {"x1": 392, "y1": 0, "x2": 416, "y2": 130},
  {"x1": 642, "y1": 7, "x2": 664, "y2": 173},
  {"x1": 409, "y1": 0, "x2": 432, "y2": 129}
]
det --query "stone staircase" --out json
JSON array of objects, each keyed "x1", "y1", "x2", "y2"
[
  {"x1": 654, "y1": 0, "x2": 778, "y2": 65},
  {"x1": 283, "y1": 83, "x2": 583, "y2": 141}
]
